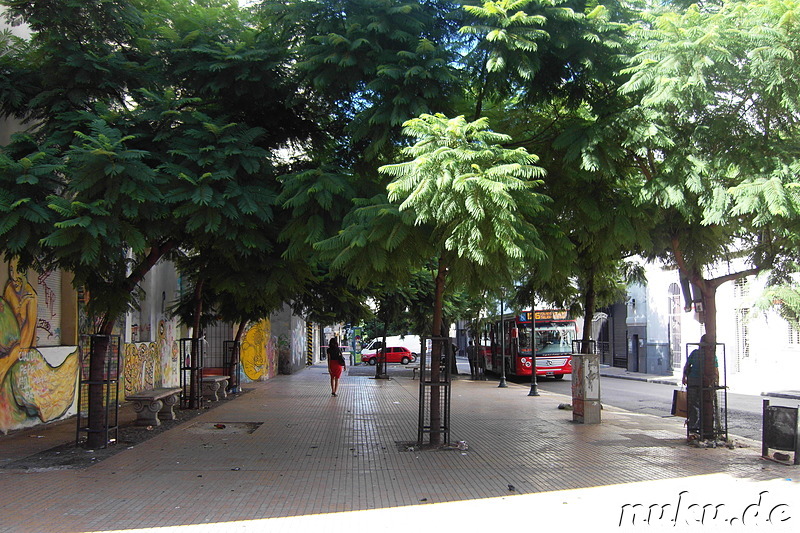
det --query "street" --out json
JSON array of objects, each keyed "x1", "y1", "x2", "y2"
[{"x1": 528, "y1": 373, "x2": 777, "y2": 442}]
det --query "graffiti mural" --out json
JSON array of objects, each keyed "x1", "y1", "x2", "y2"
[
  {"x1": 241, "y1": 319, "x2": 268, "y2": 381},
  {"x1": 123, "y1": 343, "x2": 156, "y2": 398},
  {"x1": 292, "y1": 318, "x2": 306, "y2": 367},
  {"x1": 0, "y1": 259, "x2": 79, "y2": 433},
  {"x1": 122, "y1": 319, "x2": 178, "y2": 398},
  {"x1": 35, "y1": 270, "x2": 61, "y2": 346},
  {"x1": 240, "y1": 319, "x2": 279, "y2": 382}
]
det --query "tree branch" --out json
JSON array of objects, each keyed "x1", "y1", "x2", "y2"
[{"x1": 708, "y1": 267, "x2": 761, "y2": 290}]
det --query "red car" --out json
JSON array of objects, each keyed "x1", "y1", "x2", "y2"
[{"x1": 362, "y1": 346, "x2": 416, "y2": 365}]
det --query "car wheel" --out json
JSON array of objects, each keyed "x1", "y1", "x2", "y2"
[
  {"x1": 368, "y1": 358, "x2": 376, "y2": 366},
  {"x1": 401, "y1": 357, "x2": 410, "y2": 365},
  {"x1": 553, "y1": 374, "x2": 565, "y2": 380}
]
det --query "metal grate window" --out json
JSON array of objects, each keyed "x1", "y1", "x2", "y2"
[
  {"x1": 734, "y1": 278, "x2": 749, "y2": 300},
  {"x1": 788, "y1": 322, "x2": 800, "y2": 346}
]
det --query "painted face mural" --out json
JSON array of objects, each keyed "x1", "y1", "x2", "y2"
[
  {"x1": 1, "y1": 259, "x2": 79, "y2": 433},
  {"x1": 241, "y1": 319, "x2": 278, "y2": 381}
]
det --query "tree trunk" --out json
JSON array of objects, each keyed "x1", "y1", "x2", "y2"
[
  {"x1": 85, "y1": 241, "x2": 176, "y2": 448},
  {"x1": 189, "y1": 279, "x2": 205, "y2": 409},
  {"x1": 472, "y1": 54, "x2": 488, "y2": 122},
  {"x1": 86, "y1": 318, "x2": 115, "y2": 449},
  {"x1": 581, "y1": 267, "x2": 596, "y2": 355},
  {"x1": 429, "y1": 258, "x2": 447, "y2": 446},
  {"x1": 234, "y1": 321, "x2": 247, "y2": 343},
  {"x1": 698, "y1": 279, "x2": 719, "y2": 439}
]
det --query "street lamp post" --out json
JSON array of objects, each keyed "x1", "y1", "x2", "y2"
[
  {"x1": 528, "y1": 308, "x2": 539, "y2": 396},
  {"x1": 499, "y1": 294, "x2": 507, "y2": 388}
]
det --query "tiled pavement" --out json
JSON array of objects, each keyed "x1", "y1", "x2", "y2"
[{"x1": 0, "y1": 363, "x2": 797, "y2": 532}]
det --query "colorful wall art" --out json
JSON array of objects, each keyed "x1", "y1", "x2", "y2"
[{"x1": 1, "y1": 259, "x2": 79, "y2": 433}]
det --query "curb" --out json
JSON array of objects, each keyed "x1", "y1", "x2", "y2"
[
  {"x1": 601, "y1": 370, "x2": 800, "y2": 400},
  {"x1": 763, "y1": 391, "x2": 800, "y2": 401}
]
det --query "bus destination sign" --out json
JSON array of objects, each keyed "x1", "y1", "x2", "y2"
[{"x1": 519, "y1": 310, "x2": 569, "y2": 322}]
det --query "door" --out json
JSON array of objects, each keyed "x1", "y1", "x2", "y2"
[{"x1": 628, "y1": 334, "x2": 639, "y2": 372}]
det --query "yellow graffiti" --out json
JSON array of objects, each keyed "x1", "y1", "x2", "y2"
[
  {"x1": 0, "y1": 257, "x2": 34, "y2": 385},
  {"x1": 0, "y1": 258, "x2": 79, "y2": 432},
  {"x1": 241, "y1": 319, "x2": 270, "y2": 381},
  {"x1": 10, "y1": 348, "x2": 79, "y2": 421},
  {"x1": 123, "y1": 343, "x2": 156, "y2": 397},
  {"x1": 123, "y1": 320, "x2": 173, "y2": 397}
]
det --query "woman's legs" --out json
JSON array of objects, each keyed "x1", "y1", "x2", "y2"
[{"x1": 332, "y1": 377, "x2": 339, "y2": 395}]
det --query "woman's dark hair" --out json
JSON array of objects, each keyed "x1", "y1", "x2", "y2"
[{"x1": 328, "y1": 337, "x2": 344, "y2": 363}]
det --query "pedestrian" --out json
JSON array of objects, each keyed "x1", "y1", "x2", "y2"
[
  {"x1": 327, "y1": 337, "x2": 346, "y2": 397},
  {"x1": 466, "y1": 340, "x2": 478, "y2": 379},
  {"x1": 682, "y1": 334, "x2": 718, "y2": 436}
]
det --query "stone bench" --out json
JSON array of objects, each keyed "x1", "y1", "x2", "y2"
[
  {"x1": 126, "y1": 387, "x2": 182, "y2": 427},
  {"x1": 202, "y1": 375, "x2": 230, "y2": 401}
]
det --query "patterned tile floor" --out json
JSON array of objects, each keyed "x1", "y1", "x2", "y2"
[{"x1": 0, "y1": 363, "x2": 797, "y2": 532}]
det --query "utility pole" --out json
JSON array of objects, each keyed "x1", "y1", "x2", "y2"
[
  {"x1": 528, "y1": 308, "x2": 539, "y2": 396},
  {"x1": 499, "y1": 293, "x2": 507, "y2": 388}
]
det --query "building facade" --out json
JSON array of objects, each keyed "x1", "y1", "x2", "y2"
[
  {"x1": 607, "y1": 262, "x2": 800, "y2": 395},
  {"x1": 0, "y1": 254, "x2": 322, "y2": 434}
]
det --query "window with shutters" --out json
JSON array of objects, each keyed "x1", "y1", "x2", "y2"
[
  {"x1": 734, "y1": 308, "x2": 750, "y2": 373},
  {"x1": 668, "y1": 283, "x2": 682, "y2": 370},
  {"x1": 733, "y1": 279, "x2": 751, "y2": 373}
]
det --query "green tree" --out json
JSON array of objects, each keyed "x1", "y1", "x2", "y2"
[
  {"x1": 461, "y1": 0, "x2": 647, "y2": 351},
  {"x1": 615, "y1": 0, "x2": 800, "y2": 436},
  {"x1": 318, "y1": 113, "x2": 551, "y2": 444},
  {"x1": 0, "y1": 0, "x2": 318, "y2": 446},
  {"x1": 267, "y1": 0, "x2": 462, "y2": 169},
  {"x1": 381, "y1": 113, "x2": 550, "y2": 443},
  {"x1": 460, "y1": 0, "x2": 632, "y2": 119}
]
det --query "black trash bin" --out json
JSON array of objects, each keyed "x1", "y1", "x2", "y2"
[{"x1": 762, "y1": 400, "x2": 800, "y2": 465}]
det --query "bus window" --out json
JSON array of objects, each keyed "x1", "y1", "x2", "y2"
[
  {"x1": 504, "y1": 318, "x2": 515, "y2": 349},
  {"x1": 534, "y1": 325, "x2": 576, "y2": 355},
  {"x1": 518, "y1": 324, "x2": 533, "y2": 353}
]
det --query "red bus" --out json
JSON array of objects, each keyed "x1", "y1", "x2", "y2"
[{"x1": 484, "y1": 310, "x2": 577, "y2": 379}]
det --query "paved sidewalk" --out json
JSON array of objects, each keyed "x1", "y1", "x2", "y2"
[{"x1": 0, "y1": 364, "x2": 797, "y2": 532}]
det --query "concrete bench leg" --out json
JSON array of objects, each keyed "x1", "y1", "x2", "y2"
[
  {"x1": 131, "y1": 399, "x2": 163, "y2": 426},
  {"x1": 159, "y1": 393, "x2": 179, "y2": 420},
  {"x1": 203, "y1": 381, "x2": 221, "y2": 401}
]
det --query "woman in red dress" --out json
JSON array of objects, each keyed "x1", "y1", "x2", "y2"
[{"x1": 327, "y1": 337, "x2": 346, "y2": 396}]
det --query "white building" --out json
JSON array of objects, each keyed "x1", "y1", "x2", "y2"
[{"x1": 617, "y1": 261, "x2": 800, "y2": 395}]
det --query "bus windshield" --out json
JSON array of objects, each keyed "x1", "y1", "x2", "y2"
[{"x1": 534, "y1": 325, "x2": 575, "y2": 355}]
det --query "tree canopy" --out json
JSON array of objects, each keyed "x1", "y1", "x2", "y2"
[{"x1": 2, "y1": 0, "x2": 800, "y2": 444}]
